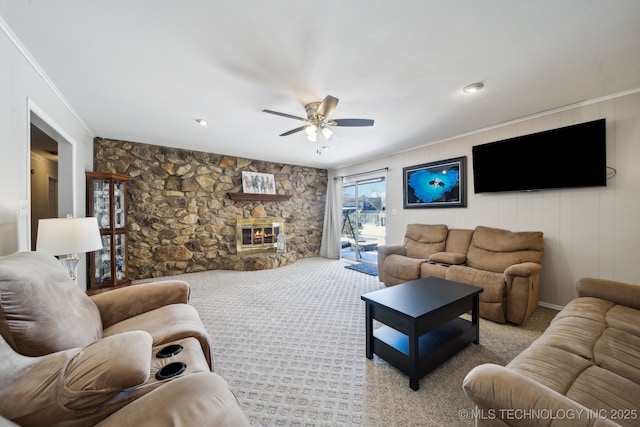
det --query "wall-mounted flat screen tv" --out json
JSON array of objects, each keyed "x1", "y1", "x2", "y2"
[{"x1": 472, "y1": 118, "x2": 606, "y2": 193}]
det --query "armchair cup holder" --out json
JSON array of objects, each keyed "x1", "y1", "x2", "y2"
[
  {"x1": 156, "y1": 362, "x2": 187, "y2": 381},
  {"x1": 156, "y1": 344, "x2": 183, "y2": 358}
]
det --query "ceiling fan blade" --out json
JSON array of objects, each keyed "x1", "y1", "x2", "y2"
[
  {"x1": 279, "y1": 126, "x2": 307, "y2": 136},
  {"x1": 332, "y1": 118, "x2": 375, "y2": 127},
  {"x1": 263, "y1": 109, "x2": 307, "y2": 121},
  {"x1": 317, "y1": 95, "x2": 339, "y2": 118}
]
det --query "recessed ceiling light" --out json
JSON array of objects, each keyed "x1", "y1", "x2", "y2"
[
  {"x1": 195, "y1": 118, "x2": 208, "y2": 126},
  {"x1": 463, "y1": 82, "x2": 484, "y2": 93}
]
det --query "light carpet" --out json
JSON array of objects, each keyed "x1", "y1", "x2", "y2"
[{"x1": 137, "y1": 257, "x2": 557, "y2": 427}]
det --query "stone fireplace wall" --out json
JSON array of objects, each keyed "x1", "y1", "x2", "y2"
[{"x1": 93, "y1": 138, "x2": 327, "y2": 279}]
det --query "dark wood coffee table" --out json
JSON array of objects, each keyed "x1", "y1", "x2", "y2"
[{"x1": 361, "y1": 277, "x2": 483, "y2": 390}]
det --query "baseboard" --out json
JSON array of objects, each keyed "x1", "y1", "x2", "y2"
[{"x1": 538, "y1": 301, "x2": 563, "y2": 311}]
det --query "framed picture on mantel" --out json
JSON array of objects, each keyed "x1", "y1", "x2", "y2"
[
  {"x1": 403, "y1": 156, "x2": 467, "y2": 208},
  {"x1": 242, "y1": 171, "x2": 276, "y2": 194}
]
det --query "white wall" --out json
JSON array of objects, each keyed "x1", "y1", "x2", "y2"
[
  {"x1": 331, "y1": 90, "x2": 640, "y2": 308},
  {"x1": 0, "y1": 18, "x2": 94, "y2": 289}
]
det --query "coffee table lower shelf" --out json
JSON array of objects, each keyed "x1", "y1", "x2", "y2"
[{"x1": 372, "y1": 317, "x2": 476, "y2": 386}]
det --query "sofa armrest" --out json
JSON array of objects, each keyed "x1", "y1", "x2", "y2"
[
  {"x1": 377, "y1": 244, "x2": 406, "y2": 258},
  {"x1": 377, "y1": 244, "x2": 406, "y2": 282},
  {"x1": 62, "y1": 331, "x2": 152, "y2": 409},
  {"x1": 428, "y1": 252, "x2": 466, "y2": 266},
  {"x1": 0, "y1": 332, "x2": 152, "y2": 425},
  {"x1": 463, "y1": 364, "x2": 620, "y2": 427},
  {"x1": 577, "y1": 277, "x2": 640, "y2": 310},
  {"x1": 503, "y1": 263, "x2": 543, "y2": 325},
  {"x1": 504, "y1": 262, "x2": 542, "y2": 278},
  {"x1": 90, "y1": 280, "x2": 191, "y2": 328}
]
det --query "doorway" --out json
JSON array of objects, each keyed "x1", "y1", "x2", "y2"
[
  {"x1": 341, "y1": 174, "x2": 386, "y2": 264},
  {"x1": 30, "y1": 124, "x2": 59, "y2": 250},
  {"x1": 27, "y1": 102, "x2": 76, "y2": 251}
]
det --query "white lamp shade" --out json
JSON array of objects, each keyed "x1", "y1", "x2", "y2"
[{"x1": 36, "y1": 217, "x2": 103, "y2": 256}]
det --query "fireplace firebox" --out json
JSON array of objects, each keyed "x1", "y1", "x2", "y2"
[{"x1": 236, "y1": 218, "x2": 284, "y2": 253}]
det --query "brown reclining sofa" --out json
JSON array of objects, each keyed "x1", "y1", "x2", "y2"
[{"x1": 377, "y1": 224, "x2": 544, "y2": 324}]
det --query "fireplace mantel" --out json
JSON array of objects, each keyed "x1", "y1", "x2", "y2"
[{"x1": 227, "y1": 193, "x2": 292, "y2": 202}]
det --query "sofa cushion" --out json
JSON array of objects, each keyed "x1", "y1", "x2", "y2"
[
  {"x1": 566, "y1": 365, "x2": 640, "y2": 422},
  {"x1": 403, "y1": 224, "x2": 448, "y2": 259},
  {"x1": 606, "y1": 304, "x2": 640, "y2": 338},
  {"x1": 443, "y1": 228, "x2": 474, "y2": 254},
  {"x1": 554, "y1": 296, "x2": 614, "y2": 324},
  {"x1": 594, "y1": 328, "x2": 640, "y2": 385},
  {"x1": 535, "y1": 315, "x2": 607, "y2": 361},
  {"x1": 466, "y1": 226, "x2": 544, "y2": 273},
  {"x1": 445, "y1": 265, "x2": 505, "y2": 303},
  {"x1": 0, "y1": 252, "x2": 103, "y2": 356},
  {"x1": 508, "y1": 344, "x2": 595, "y2": 394},
  {"x1": 428, "y1": 252, "x2": 466, "y2": 265}
]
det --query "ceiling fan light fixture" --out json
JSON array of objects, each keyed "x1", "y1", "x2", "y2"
[
  {"x1": 320, "y1": 126, "x2": 335, "y2": 140},
  {"x1": 306, "y1": 130, "x2": 317, "y2": 142},
  {"x1": 305, "y1": 125, "x2": 317, "y2": 136},
  {"x1": 195, "y1": 118, "x2": 208, "y2": 126},
  {"x1": 463, "y1": 82, "x2": 484, "y2": 93},
  {"x1": 262, "y1": 95, "x2": 374, "y2": 151}
]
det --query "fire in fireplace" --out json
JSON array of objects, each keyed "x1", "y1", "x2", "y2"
[{"x1": 236, "y1": 218, "x2": 284, "y2": 253}]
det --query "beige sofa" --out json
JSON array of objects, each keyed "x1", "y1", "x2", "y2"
[
  {"x1": 377, "y1": 224, "x2": 544, "y2": 324},
  {"x1": 463, "y1": 277, "x2": 640, "y2": 427},
  {"x1": 0, "y1": 251, "x2": 249, "y2": 427}
]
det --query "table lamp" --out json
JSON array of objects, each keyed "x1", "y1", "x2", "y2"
[{"x1": 36, "y1": 214, "x2": 103, "y2": 281}]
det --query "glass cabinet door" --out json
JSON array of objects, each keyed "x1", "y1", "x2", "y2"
[
  {"x1": 93, "y1": 179, "x2": 111, "y2": 229},
  {"x1": 114, "y1": 181, "x2": 126, "y2": 229},
  {"x1": 115, "y1": 233, "x2": 127, "y2": 282},
  {"x1": 87, "y1": 172, "x2": 130, "y2": 291},
  {"x1": 95, "y1": 235, "x2": 112, "y2": 286}
]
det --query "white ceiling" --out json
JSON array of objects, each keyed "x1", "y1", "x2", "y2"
[{"x1": 2, "y1": 1, "x2": 640, "y2": 169}]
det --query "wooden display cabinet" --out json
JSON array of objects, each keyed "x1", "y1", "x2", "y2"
[{"x1": 86, "y1": 172, "x2": 131, "y2": 291}]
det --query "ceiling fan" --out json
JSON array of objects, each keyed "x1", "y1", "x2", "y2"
[{"x1": 262, "y1": 95, "x2": 374, "y2": 146}]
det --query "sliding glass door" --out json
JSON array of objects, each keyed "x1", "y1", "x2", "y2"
[{"x1": 341, "y1": 174, "x2": 386, "y2": 264}]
